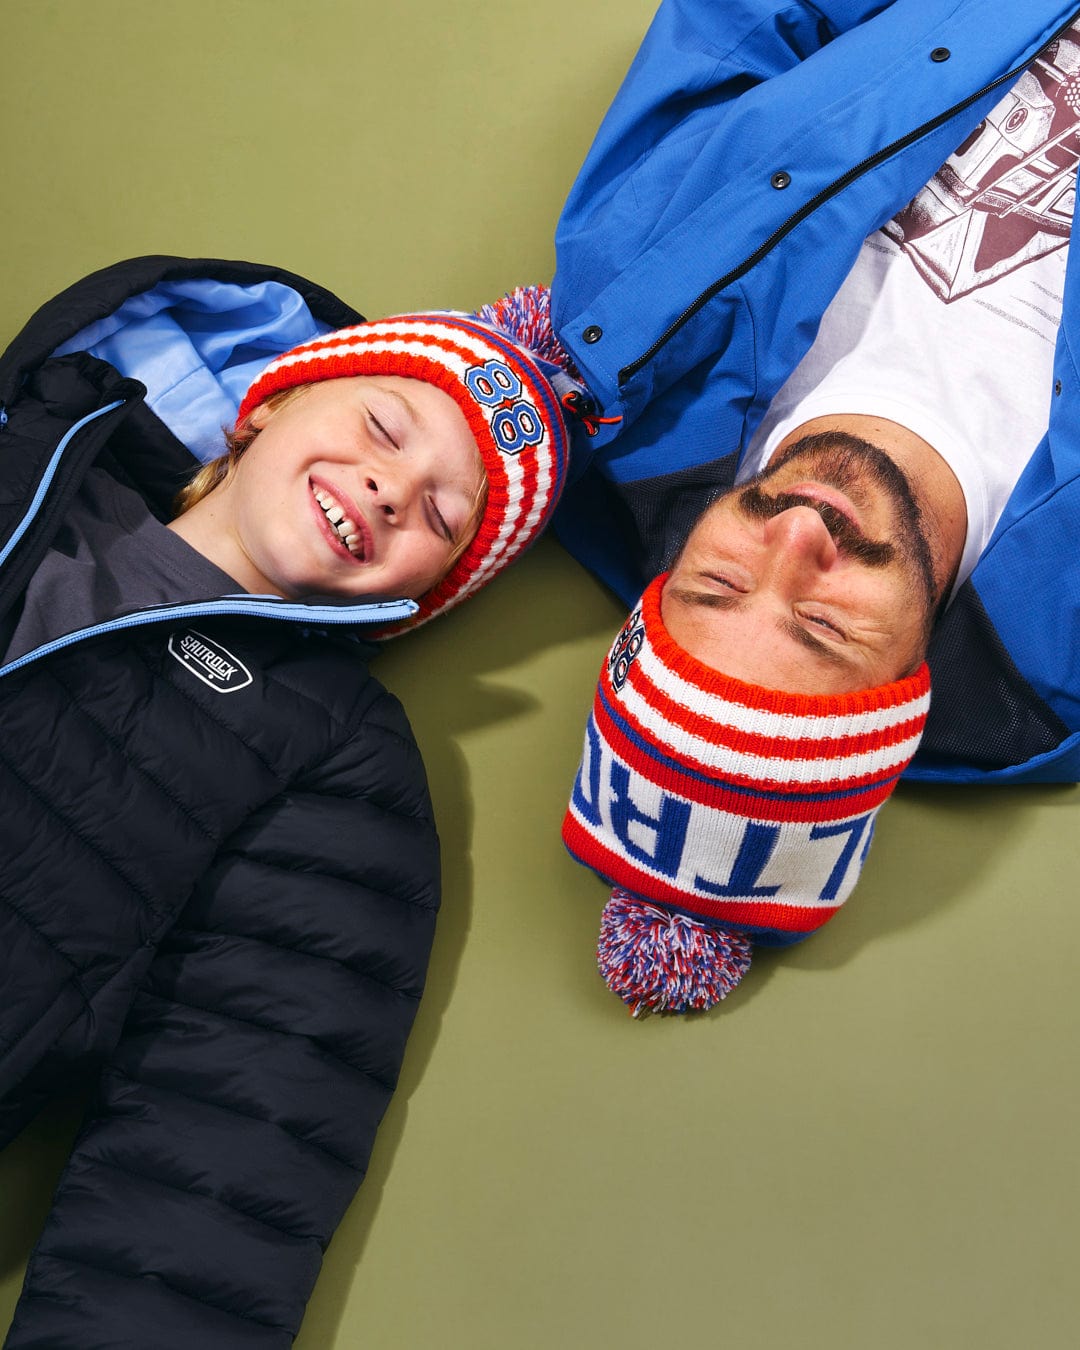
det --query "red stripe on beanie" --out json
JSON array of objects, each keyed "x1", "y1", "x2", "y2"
[
  {"x1": 562, "y1": 810, "x2": 842, "y2": 936},
  {"x1": 615, "y1": 654, "x2": 929, "y2": 765},
  {"x1": 591, "y1": 696, "x2": 905, "y2": 822}
]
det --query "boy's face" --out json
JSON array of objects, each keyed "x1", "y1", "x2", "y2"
[{"x1": 218, "y1": 375, "x2": 483, "y2": 601}]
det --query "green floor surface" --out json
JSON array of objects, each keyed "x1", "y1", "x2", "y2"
[{"x1": 2, "y1": 3, "x2": 1077, "y2": 1347}]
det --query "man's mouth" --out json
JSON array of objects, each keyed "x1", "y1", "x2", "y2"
[
  {"x1": 785, "y1": 480, "x2": 862, "y2": 532},
  {"x1": 739, "y1": 482, "x2": 895, "y2": 567},
  {"x1": 311, "y1": 483, "x2": 371, "y2": 561}
]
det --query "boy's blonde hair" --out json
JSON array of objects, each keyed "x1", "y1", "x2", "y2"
[{"x1": 174, "y1": 387, "x2": 307, "y2": 516}]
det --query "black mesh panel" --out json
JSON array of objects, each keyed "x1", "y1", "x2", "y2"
[
  {"x1": 921, "y1": 580, "x2": 1070, "y2": 771},
  {"x1": 618, "y1": 452, "x2": 741, "y2": 579}
]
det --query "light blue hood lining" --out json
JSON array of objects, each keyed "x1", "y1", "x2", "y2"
[{"x1": 52, "y1": 278, "x2": 336, "y2": 463}]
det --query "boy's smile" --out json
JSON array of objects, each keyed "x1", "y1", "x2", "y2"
[
  {"x1": 311, "y1": 478, "x2": 374, "y2": 561},
  {"x1": 170, "y1": 374, "x2": 484, "y2": 602}
]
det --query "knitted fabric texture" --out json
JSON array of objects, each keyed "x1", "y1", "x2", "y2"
[
  {"x1": 236, "y1": 290, "x2": 574, "y2": 631},
  {"x1": 563, "y1": 573, "x2": 931, "y2": 946}
]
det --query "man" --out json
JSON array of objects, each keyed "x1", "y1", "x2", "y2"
[{"x1": 548, "y1": 0, "x2": 1080, "y2": 1011}]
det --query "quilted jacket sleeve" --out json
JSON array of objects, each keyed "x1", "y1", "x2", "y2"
[{"x1": 3, "y1": 686, "x2": 440, "y2": 1350}]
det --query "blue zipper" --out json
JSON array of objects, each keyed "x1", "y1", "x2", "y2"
[
  {"x1": 0, "y1": 396, "x2": 419, "y2": 678},
  {"x1": 0, "y1": 595, "x2": 418, "y2": 679},
  {"x1": 0, "y1": 400, "x2": 126, "y2": 569}
]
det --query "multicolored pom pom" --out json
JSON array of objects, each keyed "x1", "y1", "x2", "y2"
[
  {"x1": 597, "y1": 890, "x2": 753, "y2": 1017},
  {"x1": 475, "y1": 285, "x2": 579, "y2": 377}
]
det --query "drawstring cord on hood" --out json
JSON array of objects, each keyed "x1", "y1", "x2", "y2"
[{"x1": 560, "y1": 389, "x2": 623, "y2": 438}]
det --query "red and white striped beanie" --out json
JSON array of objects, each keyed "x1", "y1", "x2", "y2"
[
  {"x1": 562, "y1": 574, "x2": 931, "y2": 1015},
  {"x1": 236, "y1": 288, "x2": 578, "y2": 631}
]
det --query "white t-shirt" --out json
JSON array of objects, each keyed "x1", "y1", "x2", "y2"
[{"x1": 741, "y1": 22, "x2": 1080, "y2": 590}]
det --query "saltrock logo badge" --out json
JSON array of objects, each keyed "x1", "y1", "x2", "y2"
[{"x1": 168, "y1": 630, "x2": 253, "y2": 693}]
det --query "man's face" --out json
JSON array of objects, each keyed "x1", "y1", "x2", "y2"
[{"x1": 661, "y1": 433, "x2": 938, "y2": 694}]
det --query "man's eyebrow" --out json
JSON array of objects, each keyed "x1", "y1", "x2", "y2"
[
  {"x1": 667, "y1": 586, "x2": 741, "y2": 612},
  {"x1": 779, "y1": 616, "x2": 860, "y2": 672},
  {"x1": 669, "y1": 587, "x2": 862, "y2": 674}
]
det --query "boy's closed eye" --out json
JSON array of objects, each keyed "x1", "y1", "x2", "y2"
[
  {"x1": 428, "y1": 497, "x2": 454, "y2": 544},
  {"x1": 366, "y1": 412, "x2": 399, "y2": 448}
]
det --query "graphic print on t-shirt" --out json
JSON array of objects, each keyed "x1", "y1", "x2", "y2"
[{"x1": 885, "y1": 24, "x2": 1080, "y2": 300}]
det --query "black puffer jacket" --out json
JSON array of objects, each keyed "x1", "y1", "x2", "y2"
[{"x1": 0, "y1": 259, "x2": 441, "y2": 1348}]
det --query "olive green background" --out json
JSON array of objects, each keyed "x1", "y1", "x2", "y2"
[{"x1": 1, "y1": 2, "x2": 1077, "y2": 1347}]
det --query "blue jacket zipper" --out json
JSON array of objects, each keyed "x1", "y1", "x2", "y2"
[
  {"x1": 0, "y1": 595, "x2": 417, "y2": 679},
  {"x1": 0, "y1": 399, "x2": 418, "y2": 678},
  {"x1": 0, "y1": 400, "x2": 125, "y2": 569}
]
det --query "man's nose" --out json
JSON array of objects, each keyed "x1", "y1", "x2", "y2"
[{"x1": 762, "y1": 504, "x2": 839, "y2": 575}]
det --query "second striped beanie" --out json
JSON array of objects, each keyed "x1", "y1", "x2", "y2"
[{"x1": 562, "y1": 574, "x2": 931, "y2": 1015}]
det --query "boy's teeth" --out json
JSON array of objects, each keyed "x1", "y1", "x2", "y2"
[{"x1": 314, "y1": 486, "x2": 364, "y2": 556}]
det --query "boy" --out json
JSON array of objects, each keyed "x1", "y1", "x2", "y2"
[{"x1": 0, "y1": 259, "x2": 580, "y2": 1347}]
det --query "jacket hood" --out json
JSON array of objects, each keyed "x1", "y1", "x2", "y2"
[{"x1": 1, "y1": 255, "x2": 363, "y2": 470}]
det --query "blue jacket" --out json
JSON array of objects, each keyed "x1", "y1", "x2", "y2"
[{"x1": 551, "y1": 0, "x2": 1080, "y2": 785}]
